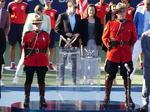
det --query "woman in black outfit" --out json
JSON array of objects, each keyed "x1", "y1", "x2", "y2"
[{"x1": 81, "y1": 4, "x2": 103, "y2": 85}]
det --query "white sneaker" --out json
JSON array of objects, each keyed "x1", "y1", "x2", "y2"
[
  {"x1": 12, "y1": 77, "x2": 19, "y2": 84},
  {"x1": 83, "y1": 79, "x2": 88, "y2": 85},
  {"x1": 89, "y1": 79, "x2": 94, "y2": 85},
  {"x1": 66, "y1": 63, "x2": 72, "y2": 70},
  {"x1": 0, "y1": 80, "x2": 5, "y2": 86}
]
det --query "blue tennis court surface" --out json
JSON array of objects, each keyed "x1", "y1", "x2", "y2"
[{"x1": 0, "y1": 86, "x2": 144, "y2": 108}]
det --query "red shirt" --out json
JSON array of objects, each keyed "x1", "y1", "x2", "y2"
[
  {"x1": 95, "y1": 3, "x2": 109, "y2": 24},
  {"x1": 7, "y1": 1, "x2": 29, "y2": 24},
  {"x1": 102, "y1": 20, "x2": 137, "y2": 63},
  {"x1": 125, "y1": 6, "x2": 135, "y2": 21},
  {"x1": 44, "y1": 9, "x2": 58, "y2": 29},
  {"x1": 23, "y1": 31, "x2": 50, "y2": 66}
]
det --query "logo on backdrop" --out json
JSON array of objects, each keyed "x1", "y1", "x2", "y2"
[
  {"x1": 27, "y1": 0, "x2": 69, "y2": 4},
  {"x1": 58, "y1": 0, "x2": 70, "y2": 2},
  {"x1": 27, "y1": 0, "x2": 44, "y2": 4}
]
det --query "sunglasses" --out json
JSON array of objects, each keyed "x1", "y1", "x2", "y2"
[
  {"x1": 146, "y1": 3, "x2": 150, "y2": 5},
  {"x1": 46, "y1": 0, "x2": 53, "y2": 2},
  {"x1": 0, "y1": 1, "x2": 5, "y2": 2},
  {"x1": 32, "y1": 23, "x2": 41, "y2": 25},
  {"x1": 73, "y1": 6, "x2": 79, "y2": 9},
  {"x1": 116, "y1": 10, "x2": 126, "y2": 13}
]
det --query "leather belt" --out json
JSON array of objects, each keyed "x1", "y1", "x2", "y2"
[
  {"x1": 116, "y1": 41, "x2": 130, "y2": 46},
  {"x1": 32, "y1": 48, "x2": 46, "y2": 54}
]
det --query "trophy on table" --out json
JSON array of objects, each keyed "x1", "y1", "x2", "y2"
[{"x1": 84, "y1": 48, "x2": 95, "y2": 58}]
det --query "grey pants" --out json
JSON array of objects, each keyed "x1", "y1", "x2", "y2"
[
  {"x1": 59, "y1": 49, "x2": 77, "y2": 82},
  {"x1": 142, "y1": 67, "x2": 150, "y2": 105},
  {"x1": 81, "y1": 39, "x2": 99, "y2": 76}
]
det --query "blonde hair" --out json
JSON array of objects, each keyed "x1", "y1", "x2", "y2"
[
  {"x1": 67, "y1": 0, "x2": 76, "y2": 7},
  {"x1": 34, "y1": 5, "x2": 44, "y2": 14},
  {"x1": 85, "y1": 4, "x2": 97, "y2": 18}
]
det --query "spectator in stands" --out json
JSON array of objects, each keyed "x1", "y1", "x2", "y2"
[
  {"x1": 0, "y1": 0, "x2": 10, "y2": 86},
  {"x1": 44, "y1": 0, "x2": 58, "y2": 70},
  {"x1": 7, "y1": 0, "x2": 29, "y2": 69},
  {"x1": 12, "y1": 5, "x2": 50, "y2": 84},
  {"x1": 23, "y1": 13, "x2": 50, "y2": 107}
]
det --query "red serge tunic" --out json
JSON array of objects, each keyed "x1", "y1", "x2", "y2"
[
  {"x1": 102, "y1": 20, "x2": 137, "y2": 63},
  {"x1": 23, "y1": 31, "x2": 50, "y2": 66}
]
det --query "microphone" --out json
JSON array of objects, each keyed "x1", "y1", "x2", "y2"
[{"x1": 124, "y1": 63, "x2": 131, "y2": 72}]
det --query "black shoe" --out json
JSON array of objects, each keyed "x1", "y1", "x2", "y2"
[
  {"x1": 24, "y1": 96, "x2": 30, "y2": 107},
  {"x1": 124, "y1": 97, "x2": 135, "y2": 107},
  {"x1": 140, "y1": 105, "x2": 148, "y2": 111},
  {"x1": 40, "y1": 96, "x2": 47, "y2": 107},
  {"x1": 103, "y1": 98, "x2": 110, "y2": 107}
]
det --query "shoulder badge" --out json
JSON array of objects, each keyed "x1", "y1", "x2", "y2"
[
  {"x1": 104, "y1": 27, "x2": 108, "y2": 31},
  {"x1": 21, "y1": 41, "x2": 25, "y2": 46}
]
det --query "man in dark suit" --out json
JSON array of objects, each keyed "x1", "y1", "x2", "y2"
[
  {"x1": 0, "y1": 28, "x2": 6, "y2": 90},
  {"x1": 55, "y1": 0, "x2": 81, "y2": 85},
  {"x1": 0, "y1": 0, "x2": 10, "y2": 41},
  {"x1": 0, "y1": 0, "x2": 10, "y2": 86}
]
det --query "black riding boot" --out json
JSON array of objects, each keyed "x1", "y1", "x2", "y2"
[
  {"x1": 39, "y1": 84, "x2": 47, "y2": 106},
  {"x1": 103, "y1": 80, "x2": 113, "y2": 107},
  {"x1": 124, "y1": 80, "x2": 135, "y2": 107},
  {"x1": 24, "y1": 84, "x2": 31, "y2": 107}
]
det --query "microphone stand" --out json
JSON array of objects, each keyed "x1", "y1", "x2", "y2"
[{"x1": 126, "y1": 68, "x2": 130, "y2": 112}]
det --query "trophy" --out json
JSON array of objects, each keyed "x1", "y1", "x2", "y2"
[
  {"x1": 60, "y1": 35, "x2": 78, "y2": 49},
  {"x1": 84, "y1": 48, "x2": 95, "y2": 58}
]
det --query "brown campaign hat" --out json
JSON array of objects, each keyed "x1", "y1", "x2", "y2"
[
  {"x1": 31, "y1": 13, "x2": 43, "y2": 24},
  {"x1": 116, "y1": 2, "x2": 127, "y2": 11}
]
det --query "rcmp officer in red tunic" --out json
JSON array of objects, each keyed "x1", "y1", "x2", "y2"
[
  {"x1": 102, "y1": 3, "x2": 137, "y2": 107},
  {"x1": 22, "y1": 14, "x2": 50, "y2": 107}
]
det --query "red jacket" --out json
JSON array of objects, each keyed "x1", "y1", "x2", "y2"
[
  {"x1": 23, "y1": 31, "x2": 50, "y2": 66},
  {"x1": 102, "y1": 19, "x2": 137, "y2": 63}
]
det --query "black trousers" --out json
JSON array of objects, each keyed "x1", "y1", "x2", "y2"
[
  {"x1": 104, "y1": 60, "x2": 133, "y2": 80},
  {"x1": 24, "y1": 66, "x2": 48, "y2": 85}
]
